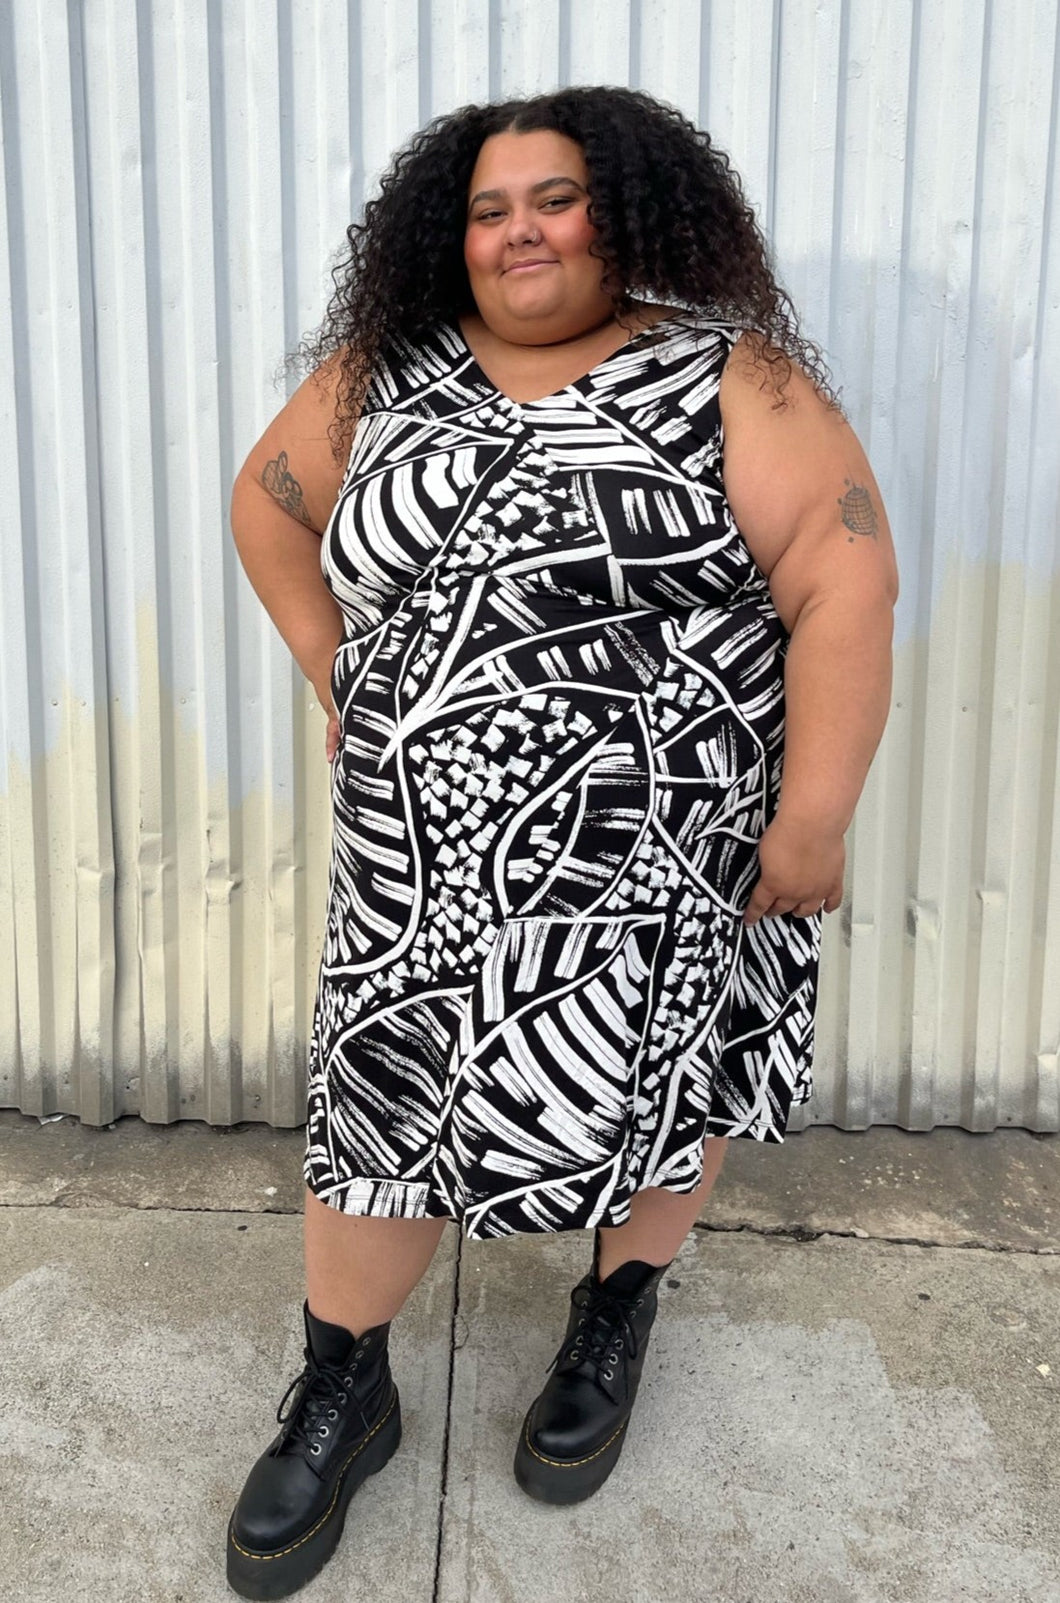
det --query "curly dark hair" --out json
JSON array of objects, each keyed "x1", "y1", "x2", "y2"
[{"x1": 297, "y1": 85, "x2": 838, "y2": 453}]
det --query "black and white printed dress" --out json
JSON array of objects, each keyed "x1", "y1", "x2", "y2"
[{"x1": 305, "y1": 313, "x2": 822, "y2": 1240}]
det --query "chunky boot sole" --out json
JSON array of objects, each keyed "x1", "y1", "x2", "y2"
[
  {"x1": 512, "y1": 1405, "x2": 630, "y2": 1505},
  {"x1": 226, "y1": 1388, "x2": 401, "y2": 1600}
]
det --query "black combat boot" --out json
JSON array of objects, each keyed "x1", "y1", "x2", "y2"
[
  {"x1": 513, "y1": 1231, "x2": 670, "y2": 1505},
  {"x1": 226, "y1": 1301, "x2": 401, "y2": 1600}
]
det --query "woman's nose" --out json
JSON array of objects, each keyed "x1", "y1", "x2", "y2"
[{"x1": 506, "y1": 210, "x2": 540, "y2": 245}]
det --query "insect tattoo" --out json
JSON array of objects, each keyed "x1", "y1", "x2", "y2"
[
  {"x1": 261, "y1": 450, "x2": 312, "y2": 526},
  {"x1": 838, "y1": 477, "x2": 879, "y2": 542}
]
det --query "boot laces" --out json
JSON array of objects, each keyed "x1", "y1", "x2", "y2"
[
  {"x1": 550, "y1": 1282, "x2": 643, "y2": 1388},
  {"x1": 272, "y1": 1335, "x2": 379, "y2": 1460}
]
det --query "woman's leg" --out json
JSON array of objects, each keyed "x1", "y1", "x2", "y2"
[
  {"x1": 304, "y1": 1188, "x2": 450, "y2": 1334},
  {"x1": 595, "y1": 1135, "x2": 729, "y2": 1278},
  {"x1": 513, "y1": 1134, "x2": 730, "y2": 1505},
  {"x1": 228, "y1": 1194, "x2": 447, "y2": 1594}
]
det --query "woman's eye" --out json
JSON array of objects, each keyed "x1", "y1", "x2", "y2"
[{"x1": 474, "y1": 197, "x2": 572, "y2": 222}]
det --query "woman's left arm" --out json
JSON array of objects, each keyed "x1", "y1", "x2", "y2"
[{"x1": 719, "y1": 336, "x2": 900, "y2": 927}]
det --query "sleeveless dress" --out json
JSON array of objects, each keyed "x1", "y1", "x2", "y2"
[{"x1": 305, "y1": 314, "x2": 822, "y2": 1240}]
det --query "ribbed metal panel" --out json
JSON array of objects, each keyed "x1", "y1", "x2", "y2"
[{"x1": 1, "y1": 0, "x2": 1057, "y2": 1129}]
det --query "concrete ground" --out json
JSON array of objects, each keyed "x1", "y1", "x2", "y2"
[{"x1": 1, "y1": 1113, "x2": 1058, "y2": 1603}]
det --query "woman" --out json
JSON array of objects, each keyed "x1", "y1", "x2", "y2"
[{"x1": 226, "y1": 85, "x2": 897, "y2": 1599}]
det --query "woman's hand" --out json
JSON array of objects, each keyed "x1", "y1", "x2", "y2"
[
  {"x1": 314, "y1": 681, "x2": 341, "y2": 763},
  {"x1": 743, "y1": 814, "x2": 845, "y2": 926}
]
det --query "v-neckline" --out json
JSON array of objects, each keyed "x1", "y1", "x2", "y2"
[{"x1": 446, "y1": 313, "x2": 684, "y2": 407}]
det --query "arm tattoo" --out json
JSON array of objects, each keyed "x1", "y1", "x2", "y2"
[
  {"x1": 261, "y1": 450, "x2": 313, "y2": 526},
  {"x1": 837, "y1": 477, "x2": 878, "y2": 542}
]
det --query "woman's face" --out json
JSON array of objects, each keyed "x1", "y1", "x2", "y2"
[{"x1": 464, "y1": 128, "x2": 615, "y2": 341}]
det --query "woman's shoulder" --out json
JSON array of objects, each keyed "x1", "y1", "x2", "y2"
[
  {"x1": 631, "y1": 303, "x2": 752, "y2": 360},
  {"x1": 667, "y1": 309, "x2": 752, "y2": 343},
  {"x1": 626, "y1": 310, "x2": 754, "y2": 395}
]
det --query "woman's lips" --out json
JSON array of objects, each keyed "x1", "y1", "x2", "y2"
[{"x1": 505, "y1": 260, "x2": 557, "y2": 272}]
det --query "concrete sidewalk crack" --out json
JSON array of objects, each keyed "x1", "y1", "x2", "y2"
[
  {"x1": 431, "y1": 1231, "x2": 462, "y2": 1603},
  {"x1": 693, "y1": 1220, "x2": 1059, "y2": 1255},
  {"x1": 1, "y1": 1202, "x2": 1055, "y2": 1256}
]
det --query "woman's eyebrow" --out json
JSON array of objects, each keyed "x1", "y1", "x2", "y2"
[{"x1": 467, "y1": 175, "x2": 586, "y2": 208}]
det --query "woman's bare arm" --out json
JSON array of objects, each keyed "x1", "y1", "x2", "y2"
[
  {"x1": 230, "y1": 358, "x2": 352, "y2": 713},
  {"x1": 720, "y1": 337, "x2": 899, "y2": 923}
]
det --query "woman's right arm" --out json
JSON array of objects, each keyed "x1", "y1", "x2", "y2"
[{"x1": 230, "y1": 357, "x2": 354, "y2": 742}]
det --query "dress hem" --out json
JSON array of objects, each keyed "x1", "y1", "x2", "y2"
[{"x1": 301, "y1": 1089, "x2": 812, "y2": 1238}]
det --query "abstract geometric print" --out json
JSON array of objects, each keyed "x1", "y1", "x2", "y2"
[{"x1": 304, "y1": 316, "x2": 822, "y2": 1239}]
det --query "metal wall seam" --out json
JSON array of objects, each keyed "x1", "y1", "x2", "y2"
[
  {"x1": 1031, "y1": 7, "x2": 1060, "y2": 1128},
  {"x1": 0, "y1": 0, "x2": 31, "y2": 1113},
  {"x1": 66, "y1": 1, "x2": 118, "y2": 1127}
]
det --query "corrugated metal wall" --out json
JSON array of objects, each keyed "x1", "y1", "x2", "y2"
[{"x1": 2, "y1": 0, "x2": 1057, "y2": 1129}]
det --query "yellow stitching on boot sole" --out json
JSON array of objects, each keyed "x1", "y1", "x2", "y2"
[
  {"x1": 521, "y1": 1413, "x2": 627, "y2": 1469},
  {"x1": 229, "y1": 1390, "x2": 398, "y2": 1563}
]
